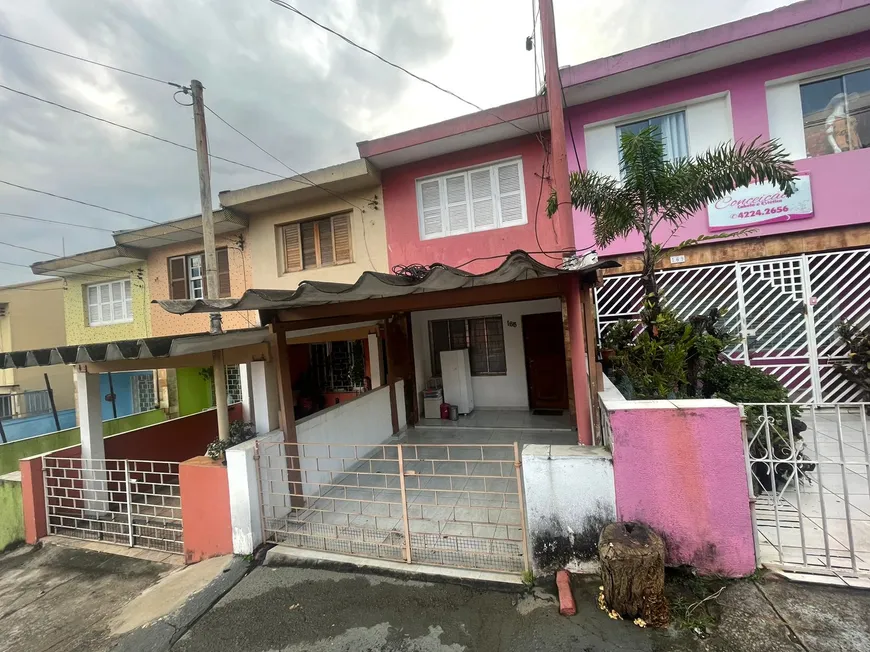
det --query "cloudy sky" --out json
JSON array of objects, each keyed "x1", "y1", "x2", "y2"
[{"x1": 0, "y1": 0, "x2": 794, "y2": 285}]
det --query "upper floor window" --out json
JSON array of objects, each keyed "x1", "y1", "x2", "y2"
[
  {"x1": 281, "y1": 214, "x2": 352, "y2": 273},
  {"x1": 800, "y1": 68, "x2": 870, "y2": 158},
  {"x1": 168, "y1": 248, "x2": 230, "y2": 300},
  {"x1": 617, "y1": 110, "x2": 688, "y2": 163},
  {"x1": 416, "y1": 158, "x2": 526, "y2": 240},
  {"x1": 87, "y1": 279, "x2": 132, "y2": 326}
]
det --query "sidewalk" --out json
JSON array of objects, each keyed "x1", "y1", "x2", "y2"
[{"x1": 169, "y1": 564, "x2": 870, "y2": 652}]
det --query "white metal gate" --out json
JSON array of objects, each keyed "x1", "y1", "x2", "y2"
[
  {"x1": 596, "y1": 247, "x2": 870, "y2": 403},
  {"x1": 43, "y1": 456, "x2": 183, "y2": 554},
  {"x1": 256, "y1": 441, "x2": 529, "y2": 574},
  {"x1": 743, "y1": 403, "x2": 870, "y2": 581}
]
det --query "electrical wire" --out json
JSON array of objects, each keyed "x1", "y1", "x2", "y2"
[
  {"x1": 204, "y1": 102, "x2": 378, "y2": 269},
  {"x1": 0, "y1": 239, "x2": 145, "y2": 283},
  {"x1": 0, "y1": 211, "x2": 115, "y2": 233},
  {"x1": 266, "y1": 0, "x2": 537, "y2": 139},
  {"x1": 0, "y1": 83, "x2": 286, "y2": 180},
  {"x1": 0, "y1": 32, "x2": 183, "y2": 88}
]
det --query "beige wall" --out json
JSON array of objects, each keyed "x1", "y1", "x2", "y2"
[
  {"x1": 247, "y1": 185, "x2": 388, "y2": 290},
  {"x1": 148, "y1": 232, "x2": 258, "y2": 336},
  {"x1": 0, "y1": 279, "x2": 74, "y2": 411}
]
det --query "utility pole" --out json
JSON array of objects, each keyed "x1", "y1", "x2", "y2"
[
  {"x1": 539, "y1": 0, "x2": 575, "y2": 256},
  {"x1": 190, "y1": 79, "x2": 230, "y2": 442}
]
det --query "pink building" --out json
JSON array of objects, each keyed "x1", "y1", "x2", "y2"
[{"x1": 359, "y1": 0, "x2": 870, "y2": 405}]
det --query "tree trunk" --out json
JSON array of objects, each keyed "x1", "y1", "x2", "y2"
[
  {"x1": 639, "y1": 229, "x2": 661, "y2": 333},
  {"x1": 599, "y1": 522, "x2": 669, "y2": 627}
]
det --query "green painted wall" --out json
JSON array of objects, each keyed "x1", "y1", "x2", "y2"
[
  {"x1": 0, "y1": 409, "x2": 166, "y2": 475},
  {"x1": 176, "y1": 367, "x2": 214, "y2": 417},
  {"x1": 0, "y1": 475, "x2": 24, "y2": 552}
]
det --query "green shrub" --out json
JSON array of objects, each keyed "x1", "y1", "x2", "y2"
[
  {"x1": 834, "y1": 320, "x2": 870, "y2": 406},
  {"x1": 205, "y1": 420, "x2": 257, "y2": 460}
]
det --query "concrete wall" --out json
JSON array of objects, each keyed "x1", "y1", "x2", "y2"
[
  {"x1": 0, "y1": 471, "x2": 24, "y2": 552},
  {"x1": 0, "y1": 409, "x2": 166, "y2": 475},
  {"x1": 176, "y1": 367, "x2": 214, "y2": 416},
  {"x1": 63, "y1": 264, "x2": 151, "y2": 345},
  {"x1": 246, "y1": 186, "x2": 388, "y2": 290},
  {"x1": 567, "y1": 31, "x2": 870, "y2": 257},
  {"x1": 179, "y1": 456, "x2": 233, "y2": 564},
  {"x1": 410, "y1": 299, "x2": 561, "y2": 410},
  {"x1": 1, "y1": 409, "x2": 77, "y2": 442},
  {"x1": 606, "y1": 397, "x2": 756, "y2": 577},
  {"x1": 0, "y1": 279, "x2": 74, "y2": 411},
  {"x1": 522, "y1": 445, "x2": 616, "y2": 574},
  {"x1": 148, "y1": 235, "x2": 257, "y2": 337}
]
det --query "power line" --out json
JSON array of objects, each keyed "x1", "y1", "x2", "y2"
[
  {"x1": 204, "y1": 102, "x2": 378, "y2": 268},
  {"x1": 0, "y1": 239, "x2": 144, "y2": 281},
  {"x1": 0, "y1": 83, "x2": 287, "y2": 179},
  {"x1": 0, "y1": 211, "x2": 115, "y2": 233},
  {"x1": 0, "y1": 32, "x2": 182, "y2": 88},
  {"x1": 266, "y1": 0, "x2": 538, "y2": 139}
]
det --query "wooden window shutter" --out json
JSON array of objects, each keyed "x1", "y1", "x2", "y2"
[
  {"x1": 217, "y1": 248, "x2": 231, "y2": 297},
  {"x1": 318, "y1": 219, "x2": 335, "y2": 266},
  {"x1": 168, "y1": 256, "x2": 188, "y2": 300},
  {"x1": 332, "y1": 214, "x2": 352, "y2": 264},
  {"x1": 300, "y1": 222, "x2": 318, "y2": 269},
  {"x1": 283, "y1": 223, "x2": 303, "y2": 272}
]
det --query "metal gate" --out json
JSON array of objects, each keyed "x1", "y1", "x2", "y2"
[
  {"x1": 743, "y1": 403, "x2": 870, "y2": 581},
  {"x1": 596, "y1": 247, "x2": 870, "y2": 403},
  {"x1": 43, "y1": 456, "x2": 183, "y2": 554},
  {"x1": 256, "y1": 441, "x2": 529, "y2": 574}
]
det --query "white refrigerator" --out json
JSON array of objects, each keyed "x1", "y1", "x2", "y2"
[{"x1": 440, "y1": 349, "x2": 474, "y2": 414}]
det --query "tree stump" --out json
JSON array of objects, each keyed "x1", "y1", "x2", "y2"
[{"x1": 599, "y1": 522, "x2": 669, "y2": 627}]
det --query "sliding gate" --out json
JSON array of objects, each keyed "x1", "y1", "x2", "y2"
[
  {"x1": 256, "y1": 441, "x2": 529, "y2": 574},
  {"x1": 43, "y1": 456, "x2": 183, "y2": 554},
  {"x1": 595, "y1": 248, "x2": 870, "y2": 403}
]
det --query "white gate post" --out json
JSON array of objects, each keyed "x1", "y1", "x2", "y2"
[
  {"x1": 76, "y1": 368, "x2": 106, "y2": 514},
  {"x1": 800, "y1": 254, "x2": 823, "y2": 403},
  {"x1": 250, "y1": 360, "x2": 279, "y2": 435},
  {"x1": 239, "y1": 363, "x2": 255, "y2": 425}
]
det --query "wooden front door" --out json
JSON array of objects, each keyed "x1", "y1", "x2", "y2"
[{"x1": 522, "y1": 312, "x2": 569, "y2": 410}]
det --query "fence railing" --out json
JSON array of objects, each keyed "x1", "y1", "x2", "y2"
[
  {"x1": 0, "y1": 390, "x2": 53, "y2": 420},
  {"x1": 256, "y1": 440, "x2": 529, "y2": 573},
  {"x1": 742, "y1": 402, "x2": 870, "y2": 579}
]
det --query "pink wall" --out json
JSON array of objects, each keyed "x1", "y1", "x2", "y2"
[
  {"x1": 380, "y1": 136, "x2": 564, "y2": 273},
  {"x1": 609, "y1": 400, "x2": 755, "y2": 577},
  {"x1": 566, "y1": 32, "x2": 870, "y2": 256}
]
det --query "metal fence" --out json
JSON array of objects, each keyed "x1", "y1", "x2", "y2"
[
  {"x1": 596, "y1": 248, "x2": 870, "y2": 404},
  {"x1": 256, "y1": 441, "x2": 529, "y2": 574},
  {"x1": 743, "y1": 403, "x2": 870, "y2": 579},
  {"x1": 43, "y1": 456, "x2": 183, "y2": 554},
  {"x1": 0, "y1": 389, "x2": 52, "y2": 420}
]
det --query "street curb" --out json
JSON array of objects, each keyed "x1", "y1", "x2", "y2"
[{"x1": 110, "y1": 555, "x2": 255, "y2": 652}]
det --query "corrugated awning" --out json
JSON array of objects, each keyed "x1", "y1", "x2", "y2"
[
  {"x1": 158, "y1": 250, "x2": 617, "y2": 315},
  {"x1": 0, "y1": 327, "x2": 271, "y2": 370}
]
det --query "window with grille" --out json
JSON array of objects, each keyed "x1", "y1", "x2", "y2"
[
  {"x1": 429, "y1": 316, "x2": 507, "y2": 376},
  {"x1": 280, "y1": 214, "x2": 352, "y2": 273},
  {"x1": 168, "y1": 248, "x2": 231, "y2": 300},
  {"x1": 86, "y1": 279, "x2": 133, "y2": 326},
  {"x1": 226, "y1": 364, "x2": 243, "y2": 405},
  {"x1": 310, "y1": 341, "x2": 365, "y2": 392},
  {"x1": 131, "y1": 373, "x2": 156, "y2": 414},
  {"x1": 416, "y1": 158, "x2": 526, "y2": 240}
]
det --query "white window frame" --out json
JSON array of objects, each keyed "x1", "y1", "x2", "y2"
[
  {"x1": 615, "y1": 109, "x2": 689, "y2": 163},
  {"x1": 86, "y1": 279, "x2": 133, "y2": 327},
  {"x1": 187, "y1": 254, "x2": 204, "y2": 299},
  {"x1": 415, "y1": 157, "x2": 528, "y2": 241}
]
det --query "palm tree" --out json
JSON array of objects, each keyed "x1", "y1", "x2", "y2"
[{"x1": 549, "y1": 127, "x2": 798, "y2": 331}]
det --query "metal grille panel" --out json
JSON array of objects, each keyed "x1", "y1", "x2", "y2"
[
  {"x1": 595, "y1": 248, "x2": 870, "y2": 403},
  {"x1": 43, "y1": 457, "x2": 182, "y2": 554},
  {"x1": 257, "y1": 441, "x2": 528, "y2": 574}
]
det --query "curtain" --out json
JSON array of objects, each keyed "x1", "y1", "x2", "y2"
[{"x1": 654, "y1": 111, "x2": 688, "y2": 161}]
